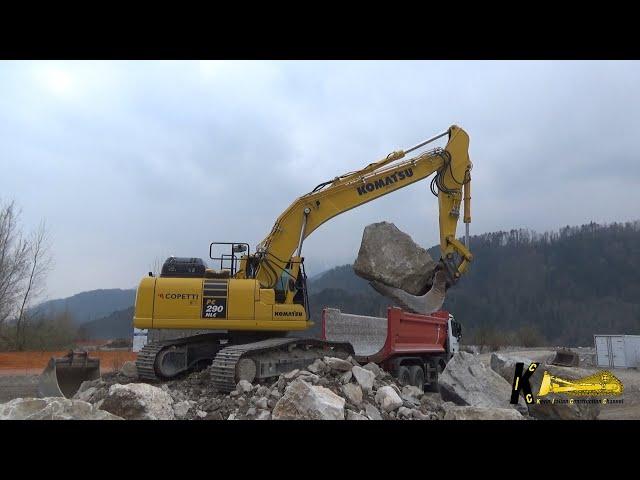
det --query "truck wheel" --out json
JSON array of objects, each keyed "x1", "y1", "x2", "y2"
[
  {"x1": 397, "y1": 366, "x2": 411, "y2": 386},
  {"x1": 424, "y1": 363, "x2": 442, "y2": 393},
  {"x1": 409, "y1": 365, "x2": 425, "y2": 391}
]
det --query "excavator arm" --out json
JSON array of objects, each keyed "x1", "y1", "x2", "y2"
[{"x1": 251, "y1": 125, "x2": 473, "y2": 290}]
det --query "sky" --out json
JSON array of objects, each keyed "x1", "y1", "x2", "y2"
[{"x1": 1, "y1": 60, "x2": 639, "y2": 301}]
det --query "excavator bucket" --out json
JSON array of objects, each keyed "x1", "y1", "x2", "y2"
[
  {"x1": 38, "y1": 351, "x2": 101, "y2": 398},
  {"x1": 550, "y1": 348, "x2": 580, "y2": 367}
]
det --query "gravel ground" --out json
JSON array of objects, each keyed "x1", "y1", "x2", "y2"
[{"x1": 0, "y1": 375, "x2": 39, "y2": 403}]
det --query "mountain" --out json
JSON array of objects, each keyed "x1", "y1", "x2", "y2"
[
  {"x1": 78, "y1": 306, "x2": 135, "y2": 340},
  {"x1": 32, "y1": 289, "x2": 136, "y2": 325},
  {"x1": 307, "y1": 264, "x2": 371, "y2": 296}
]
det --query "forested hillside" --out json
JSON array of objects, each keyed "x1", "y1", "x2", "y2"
[{"x1": 305, "y1": 221, "x2": 640, "y2": 346}]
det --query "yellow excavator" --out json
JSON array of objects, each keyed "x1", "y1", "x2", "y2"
[{"x1": 134, "y1": 125, "x2": 473, "y2": 392}]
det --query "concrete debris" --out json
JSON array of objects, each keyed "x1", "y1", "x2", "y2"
[
  {"x1": 439, "y1": 352, "x2": 522, "y2": 412},
  {"x1": 173, "y1": 400, "x2": 196, "y2": 419},
  {"x1": 307, "y1": 359, "x2": 326, "y2": 374},
  {"x1": 341, "y1": 383, "x2": 363, "y2": 406},
  {"x1": 364, "y1": 402, "x2": 383, "y2": 420},
  {"x1": 352, "y1": 365, "x2": 375, "y2": 392},
  {"x1": 323, "y1": 356, "x2": 353, "y2": 372},
  {"x1": 100, "y1": 383, "x2": 175, "y2": 420},
  {"x1": 362, "y1": 362, "x2": 384, "y2": 378},
  {"x1": 347, "y1": 410, "x2": 369, "y2": 420},
  {"x1": 375, "y1": 386, "x2": 403, "y2": 412},
  {"x1": 353, "y1": 221, "x2": 437, "y2": 295},
  {"x1": 443, "y1": 405, "x2": 524, "y2": 420},
  {"x1": 340, "y1": 371, "x2": 353, "y2": 384},
  {"x1": 237, "y1": 380, "x2": 253, "y2": 393},
  {"x1": 120, "y1": 361, "x2": 138, "y2": 379},
  {"x1": 0, "y1": 397, "x2": 123, "y2": 420},
  {"x1": 53, "y1": 346, "x2": 606, "y2": 421},
  {"x1": 271, "y1": 379, "x2": 345, "y2": 420}
]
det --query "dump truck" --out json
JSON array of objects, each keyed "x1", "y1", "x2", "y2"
[{"x1": 322, "y1": 306, "x2": 462, "y2": 390}]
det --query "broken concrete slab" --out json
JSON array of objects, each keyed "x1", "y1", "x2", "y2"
[
  {"x1": 353, "y1": 221, "x2": 437, "y2": 295},
  {"x1": 439, "y1": 352, "x2": 520, "y2": 411},
  {"x1": 0, "y1": 397, "x2": 123, "y2": 420},
  {"x1": 272, "y1": 379, "x2": 345, "y2": 420},
  {"x1": 375, "y1": 385, "x2": 403, "y2": 412},
  {"x1": 443, "y1": 405, "x2": 524, "y2": 420},
  {"x1": 100, "y1": 383, "x2": 175, "y2": 420}
]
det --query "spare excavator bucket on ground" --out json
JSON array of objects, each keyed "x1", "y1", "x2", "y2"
[
  {"x1": 550, "y1": 348, "x2": 580, "y2": 367},
  {"x1": 38, "y1": 351, "x2": 101, "y2": 398}
]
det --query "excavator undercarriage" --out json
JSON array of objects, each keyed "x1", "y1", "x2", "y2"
[{"x1": 136, "y1": 333, "x2": 354, "y2": 392}]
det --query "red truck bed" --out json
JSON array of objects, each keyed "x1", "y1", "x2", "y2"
[{"x1": 322, "y1": 307, "x2": 450, "y2": 365}]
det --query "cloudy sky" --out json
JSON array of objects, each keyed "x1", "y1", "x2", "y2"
[{"x1": 1, "y1": 60, "x2": 639, "y2": 300}]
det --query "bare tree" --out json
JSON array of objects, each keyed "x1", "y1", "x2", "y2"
[
  {"x1": 0, "y1": 201, "x2": 30, "y2": 327},
  {"x1": 15, "y1": 221, "x2": 52, "y2": 350},
  {"x1": 0, "y1": 200, "x2": 53, "y2": 350}
]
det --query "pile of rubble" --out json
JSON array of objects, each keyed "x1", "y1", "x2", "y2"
[
  {"x1": 0, "y1": 348, "x2": 602, "y2": 420},
  {"x1": 67, "y1": 356, "x2": 453, "y2": 420}
]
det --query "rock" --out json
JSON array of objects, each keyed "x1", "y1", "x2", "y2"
[
  {"x1": 246, "y1": 407, "x2": 257, "y2": 417},
  {"x1": 340, "y1": 371, "x2": 353, "y2": 384},
  {"x1": 411, "y1": 409, "x2": 432, "y2": 420},
  {"x1": 323, "y1": 356, "x2": 353, "y2": 372},
  {"x1": 255, "y1": 385, "x2": 269, "y2": 397},
  {"x1": 270, "y1": 389, "x2": 282, "y2": 399},
  {"x1": 353, "y1": 221, "x2": 437, "y2": 295},
  {"x1": 297, "y1": 372, "x2": 320, "y2": 384},
  {"x1": 375, "y1": 386, "x2": 403, "y2": 412},
  {"x1": 352, "y1": 365, "x2": 375, "y2": 392},
  {"x1": 0, "y1": 397, "x2": 123, "y2": 420},
  {"x1": 74, "y1": 386, "x2": 97, "y2": 403},
  {"x1": 461, "y1": 345, "x2": 481, "y2": 354},
  {"x1": 362, "y1": 362, "x2": 384, "y2": 378},
  {"x1": 173, "y1": 400, "x2": 195, "y2": 419},
  {"x1": 256, "y1": 397, "x2": 269, "y2": 410},
  {"x1": 398, "y1": 406, "x2": 413, "y2": 418},
  {"x1": 255, "y1": 409, "x2": 271, "y2": 420},
  {"x1": 100, "y1": 383, "x2": 175, "y2": 420},
  {"x1": 307, "y1": 359, "x2": 325, "y2": 374},
  {"x1": 196, "y1": 410, "x2": 207, "y2": 418},
  {"x1": 402, "y1": 385, "x2": 424, "y2": 402},
  {"x1": 120, "y1": 361, "x2": 138, "y2": 378},
  {"x1": 443, "y1": 405, "x2": 524, "y2": 420},
  {"x1": 364, "y1": 402, "x2": 383, "y2": 420},
  {"x1": 346, "y1": 410, "x2": 369, "y2": 420},
  {"x1": 283, "y1": 369, "x2": 300, "y2": 380},
  {"x1": 347, "y1": 356, "x2": 360, "y2": 367},
  {"x1": 370, "y1": 270, "x2": 447, "y2": 315},
  {"x1": 341, "y1": 383, "x2": 363, "y2": 406},
  {"x1": 272, "y1": 379, "x2": 345, "y2": 420},
  {"x1": 237, "y1": 380, "x2": 253, "y2": 393},
  {"x1": 438, "y1": 352, "x2": 518, "y2": 411}
]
